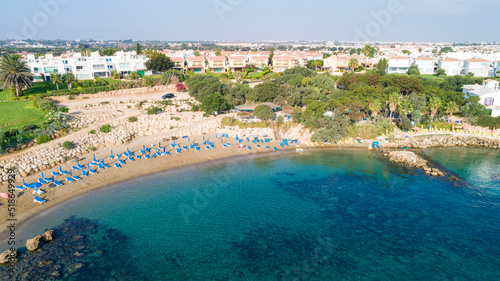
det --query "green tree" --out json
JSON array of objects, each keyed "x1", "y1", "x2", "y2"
[
  {"x1": 194, "y1": 51, "x2": 200, "y2": 57},
  {"x1": 376, "y1": 58, "x2": 388, "y2": 75},
  {"x1": 80, "y1": 45, "x2": 85, "y2": 56},
  {"x1": 440, "y1": 47, "x2": 453, "y2": 53},
  {"x1": 225, "y1": 84, "x2": 252, "y2": 106},
  {"x1": 443, "y1": 101, "x2": 459, "y2": 117},
  {"x1": 201, "y1": 93, "x2": 229, "y2": 115},
  {"x1": 62, "y1": 72, "x2": 76, "y2": 90},
  {"x1": 50, "y1": 72, "x2": 62, "y2": 91},
  {"x1": 367, "y1": 99, "x2": 382, "y2": 118},
  {"x1": 253, "y1": 80, "x2": 280, "y2": 102},
  {"x1": 268, "y1": 47, "x2": 274, "y2": 66},
  {"x1": 406, "y1": 64, "x2": 420, "y2": 75},
  {"x1": 313, "y1": 60, "x2": 323, "y2": 70},
  {"x1": 398, "y1": 100, "x2": 413, "y2": 117},
  {"x1": 402, "y1": 49, "x2": 411, "y2": 55},
  {"x1": 386, "y1": 92, "x2": 400, "y2": 119},
  {"x1": 0, "y1": 54, "x2": 33, "y2": 97},
  {"x1": 348, "y1": 58, "x2": 359, "y2": 72},
  {"x1": 185, "y1": 74, "x2": 224, "y2": 101},
  {"x1": 136, "y1": 43, "x2": 141, "y2": 55},
  {"x1": 215, "y1": 50, "x2": 222, "y2": 56},
  {"x1": 311, "y1": 110, "x2": 349, "y2": 143},
  {"x1": 428, "y1": 96, "x2": 442, "y2": 118},
  {"x1": 253, "y1": 104, "x2": 275, "y2": 120},
  {"x1": 145, "y1": 53, "x2": 174, "y2": 72},
  {"x1": 129, "y1": 71, "x2": 140, "y2": 79},
  {"x1": 435, "y1": 68, "x2": 446, "y2": 76}
]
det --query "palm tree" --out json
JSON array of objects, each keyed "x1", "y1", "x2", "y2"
[
  {"x1": 386, "y1": 92, "x2": 400, "y2": 119},
  {"x1": 428, "y1": 97, "x2": 442, "y2": 119},
  {"x1": 348, "y1": 58, "x2": 359, "y2": 72},
  {"x1": 50, "y1": 72, "x2": 62, "y2": 91},
  {"x1": 62, "y1": 72, "x2": 76, "y2": 90},
  {"x1": 367, "y1": 99, "x2": 382, "y2": 119},
  {"x1": 398, "y1": 100, "x2": 413, "y2": 117},
  {"x1": 444, "y1": 101, "x2": 459, "y2": 117},
  {"x1": 0, "y1": 54, "x2": 33, "y2": 97}
]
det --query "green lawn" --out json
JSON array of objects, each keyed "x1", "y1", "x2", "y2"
[
  {"x1": 0, "y1": 101, "x2": 46, "y2": 130},
  {"x1": 0, "y1": 89, "x2": 10, "y2": 101},
  {"x1": 23, "y1": 81, "x2": 68, "y2": 97}
]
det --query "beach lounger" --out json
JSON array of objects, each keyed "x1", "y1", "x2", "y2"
[
  {"x1": 32, "y1": 189, "x2": 45, "y2": 195},
  {"x1": 114, "y1": 163, "x2": 121, "y2": 168},
  {"x1": 109, "y1": 150, "x2": 114, "y2": 159},
  {"x1": 274, "y1": 147, "x2": 278, "y2": 151},
  {"x1": 123, "y1": 151, "x2": 130, "y2": 157},
  {"x1": 226, "y1": 143, "x2": 232, "y2": 146},
  {"x1": 165, "y1": 151, "x2": 171, "y2": 155},
  {"x1": 182, "y1": 146, "x2": 188, "y2": 151},
  {"x1": 266, "y1": 146, "x2": 270, "y2": 149},
  {"x1": 34, "y1": 196, "x2": 46, "y2": 204},
  {"x1": 82, "y1": 169, "x2": 88, "y2": 177},
  {"x1": 176, "y1": 148, "x2": 181, "y2": 154},
  {"x1": 15, "y1": 186, "x2": 25, "y2": 191},
  {"x1": 102, "y1": 160, "x2": 111, "y2": 168},
  {"x1": 66, "y1": 176, "x2": 76, "y2": 183},
  {"x1": 257, "y1": 145, "x2": 260, "y2": 148},
  {"x1": 59, "y1": 166, "x2": 69, "y2": 175},
  {"x1": 205, "y1": 146, "x2": 210, "y2": 150},
  {"x1": 195, "y1": 147, "x2": 200, "y2": 151},
  {"x1": 128, "y1": 156, "x2": 135, "y2": 162},
  {"x1": 72, "y1": 165, "x2": 81, "y2": 171},
  {"x1": 52, "y1": 176, "x2": 63, "y2": 186},
  {"x1": 70, "y1": 171, "x2": 81, "y2": 181},
  {"x1": 118, "y1": 158, "x2": 126, "y2": 165},
  {"x1": 23, "y1": 179, "x2": 42, "y2": 189},
  {"x1": 144, "y1": 154, "x2": 150, "y2": 159},
  {"x1": 76, "y1": 160, "x2": 85, "y2": 170},
  {"x1": 38, "y1": 178, "x2": 48, "y2": 185},
  {"x1": 151, "y1": 153, "x2": 158, "y2": 158},
  {"x1": 98, "y1": 163, "x2": 105, "y2": 170},
  {"x1": 41, "y1": 172, "x2": 51, "y2": 182},
  {"x1": 88, "y1": 164, "x2": 97, "y2": 175},
  {"x1": 248, "y1": 146, "x2": 251, "y2": 150},
  {"x1": 51, "y1": 171, "x2": 60, "y2": 177}
]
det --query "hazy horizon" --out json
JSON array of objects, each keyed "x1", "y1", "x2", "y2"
[{"x1": 2, "y1": 0, "x2": 499, "y2": 43}]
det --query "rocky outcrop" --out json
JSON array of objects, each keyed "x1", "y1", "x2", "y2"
[
  {"x1": 42, "y1": 230, "x2": 55, "y2": 242},
  {"x1": 383, "y1": 135, "x2": 500, "y2": 149},
  {"x1": 0, "y1": 249, "x2": 20, "y2": 264},
  {"x1": 26, "y1": 235, "x2": 43, "y2": 251},
  {"x1": 384, "y1": 150, "x2": 445, "y2": 177}
]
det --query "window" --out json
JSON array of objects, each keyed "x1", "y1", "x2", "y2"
[
  {"x1": 485, "y1": 97, "x2": 494, "y2": 106},
  {"x1": 76, "y1": 66, "x2": 84, "y2": 70}
]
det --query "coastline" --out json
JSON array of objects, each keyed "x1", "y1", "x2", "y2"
[{"x1": 1, "y1": 135, "x2": 344, "y2": 237}]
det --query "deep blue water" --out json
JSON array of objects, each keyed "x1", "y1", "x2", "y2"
[{"x1": 3, "y1": 148, "x2": 500, "y2": 280}]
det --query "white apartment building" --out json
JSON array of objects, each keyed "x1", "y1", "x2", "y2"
[
  {"x1": 413, "y1": 57, "x2": 436, "y2": 75},
  {"x1": 227, "y1": 56, "x2": 247, "y2": 72},
  {"x1": 463, "y1": 79, "x2": 500, "y2": 117},
  {"x1": 272, "y1": 56, "x2": 299, "y2": 72},
  {"x1": 387, "y1": 56, "x2": 411, "y2": 74},
  {"x1": 438, "y1": 58, "x2": 464, "y2": 76},
  {"x1": 463, "y1": 58, "x2": 491, "y2": 77},
  {"x1": 25, "y1": 51, "x2": 148, "y2": 81}
]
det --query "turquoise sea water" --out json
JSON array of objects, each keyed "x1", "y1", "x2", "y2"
[{"x1": 2, "y1": 148, "x2": 500, "y2": 280}]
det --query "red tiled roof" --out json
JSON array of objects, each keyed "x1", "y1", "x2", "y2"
[
  {"x1": 169, "y1": 57, "x2": 184, "y2": 62},
  {"x1": 228, "y1": 56, "x2": 246, "y2": 61},
  {"x1": 468, "y1": 58, "x2": 490, "y2": 63},
  {"x1": 186, "y1": 57, "x2": 205, "y2": 61},
  {"x1": 389, "y1": 56, "x2": 410, "y2": 60},
  {"x1": 207, "y1": 56, "x2": 225, "y2": 61},
  {"x1": 250, "y1": 56, "x2": 268, "y2": 60},
  {"x1": 443, "y1": 58, "x2": 462, "y2": 62}
]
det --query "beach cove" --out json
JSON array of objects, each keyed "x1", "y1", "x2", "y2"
[{"x1": 0, "y1": 146, "x2": 498, "y2": 280}]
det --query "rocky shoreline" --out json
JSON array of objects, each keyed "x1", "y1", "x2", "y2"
[{"x1": 382, "y1": 134, "x2": 500, "y2": 149}]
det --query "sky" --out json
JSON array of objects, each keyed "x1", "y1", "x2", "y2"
[{"x1": 1, "y1": 0, "x2": 499, "y2": 42}]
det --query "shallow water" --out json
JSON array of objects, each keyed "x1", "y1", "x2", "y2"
[{"x1": 2, "y1": 148, "x2": 500, "y2": 280}]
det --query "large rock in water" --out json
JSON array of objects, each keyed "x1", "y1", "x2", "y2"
[
  {"x1": 0, "y1": 249, "x2": 20, "y2": 264},
  {"x1": 26, "y1": 235, "x2": 43, "y2": 251},
  {"x1": 42, "y1": 230, "x2": 55, "y2": 242}
]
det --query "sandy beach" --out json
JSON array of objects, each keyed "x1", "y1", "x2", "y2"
[{"x1": 0, "y1": 133, "x2": 303, "y2": 231}]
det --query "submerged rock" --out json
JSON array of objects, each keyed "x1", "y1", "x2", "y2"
[
  {"x1": 0, "y1": 249, "x2": 20, "y2": 264},
  {"x1": 42, "y1": 230, "x2": 55, "y2": 242},
  {"x1": 26, "y1": 235, "x2": 43, "y2": 251}
]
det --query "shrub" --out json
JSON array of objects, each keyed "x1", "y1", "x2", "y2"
[
  {"x1": 129, "y1": 71, "x2": 140, "y2": 80},
  {"x1": 100, "y1": 101, "x2": 110, "y2": 105},
  {"x1": 398, "y1": 116, "x2": 412, "y2": 131},
  {"x1": 99, "y1": 124, "x2": 111, "y2": 133},
  {"x1": 88, "y1": 146, "x2": 96, "y2": 151},
  {"x1": 146, "y1": 106, "x2": 162, "y2": 115},
  {"x1": 62, "y1": 141, "x2": 73, "y2": 149},
  {"x1": 128, "y1": 116, "x2": 138, "y2": 122},
  {"x1": 37, "y1": 99, "x2": 57, "y2": 112},
  {"x1": 90, "y1": 130, "x2": 96, "y2": 134},
  {"x1": 58, "y1": 106, "x2": 69, "y2": 112},
  {"x1": 36, "y1": 135, "x2": 51, "y2": 144}
]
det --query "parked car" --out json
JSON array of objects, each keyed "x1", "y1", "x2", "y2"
[{"x1": 161, "y1": 93, "x2": 175, "y2": 99}]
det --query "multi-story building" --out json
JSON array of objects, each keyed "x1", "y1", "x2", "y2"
[
  {"x1": 463, "y1": 58, "x2": 491, "y2": 77},
  {"x1": 463, "y1": 79, "x2": 500, "y2": 117},
  {"x1": 170, "y1": 57, "x2": 185, "y2": 73},
  {"x1": 227, "y1": 56, "x2": 247, "y2": 72},
  {"x1": 207, "y1": 56, "x2": 227, "y2": 73},
  {"x1": 413, "y1": 57, "x2": 436, "y2": 75},
  {"x1": 438, "y1": 58, "x2": 463, "y2": 76},
  {"x1": 248, "y1": 56, "x2": 268, "y2": 71},
  {"x1": 387, "y1": 56, "x2": 411, "y2": 74},
  {"x1": 186, "y1": 57, "x2": 205, "y2": 73},
  {"x1": 25, "y1": 51, "x2": 147, "y2": 81},
  {"x1": 272, "y1": 56, "x2": 299, "y2": 72}
]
